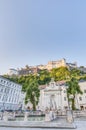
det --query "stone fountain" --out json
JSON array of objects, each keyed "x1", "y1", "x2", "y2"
[{"x1": 0, "y1": 109, "x2": 76, "y2": 129}]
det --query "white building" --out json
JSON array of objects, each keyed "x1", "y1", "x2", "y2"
[
  {"x1": 76, "y1": 81, "x2": 86, "y2": 110},
  {"x1": 46, "y1": 59, "x2": 67, "y2": 70},
  {"x1": 38, "y1": 79, "x2": 68, "y2": 111},
  {"x1": 38, "y1": 79, "x2": 86, "y2": 111},
  {"x1": 0, "y1": 76, "x2": 25, "y2": 111},
  {"x1": 8, "y1": 68, "x2": 19, "y2": 76},
  {"x1": 37, "y1": 59, "x2": 77, "y2": 71}
]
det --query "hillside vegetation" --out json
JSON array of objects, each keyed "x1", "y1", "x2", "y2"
[{"x1": 4, "y1": 67, "x2": 86, "y2": 92}]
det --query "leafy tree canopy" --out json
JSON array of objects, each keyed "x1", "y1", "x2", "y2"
[
  {"x1": 25, "y1": 80, "x2": 40, "y2": 110},
  {"x1": 50, "y1": 67, "x2": 70, "y2": 81},
  {"x1": 66, "y1": 78, "x2": 83, "y2": 110}
]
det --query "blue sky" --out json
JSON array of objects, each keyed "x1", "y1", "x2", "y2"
[{"x1": 0, "y1": 0, "x2": 86, "y2": 74}]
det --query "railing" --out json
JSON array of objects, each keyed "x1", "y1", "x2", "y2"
[{"x1": 73, "y1": 110, "x2": 86, "y2": 117}]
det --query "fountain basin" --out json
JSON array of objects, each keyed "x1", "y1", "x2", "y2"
[{"x1": 0, "y1": 119, "x2": 77, "y2": 129}]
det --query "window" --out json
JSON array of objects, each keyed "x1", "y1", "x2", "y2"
[
  {"x1": 14, "y1": 98, "x2": 16, "y2": 103},
  {"x1": 4, "y1": 81, "x2": 6, "y2": 83},
  {"x1": 10, "y1": 89, "x2": 13, "y2": 93},
  {"x1": 2, "y1": 95, "x2": 8, "y2": 102},
  {"x1": 0, "y1": 94, "x2": 2, "y2": 99},
  {"x1": 9, "y1": 97, "x2": 11, "y2": 102},
  {"x1": 64, "y1": 97, "x2": 66, "y2": 101},
  {"x1": 12, "y1": 98, "x2": 14, "y2": 102},
  {"x1": 79, "y1": 97, "x2": 82, "y2": 101},
  {"x1": 64, "y1": 90, "x2": 66, "y2": 93},
  {"x1": 14, "y1": 90, "x2": 15, "y2": 94},
  {"x1": 4, "y1": 88, "x2": 6, "y2": 93},
  {"x1": 1, "y1": 80, "x2": 3, "y2": 82},
  {"x1": 84, "y1": 90, "x2": 86, "y2": 93},
  {"x1": 0, "y1": 88, "x2": 3, "y2": 92},
  {"x1": 2, "y1": 97, "x2": 4, "y2": 101}
]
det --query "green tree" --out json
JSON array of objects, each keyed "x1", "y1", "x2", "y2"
[
  {"x1": 70, "y1": 68, "x2": 81, "y2": 78},
  {"x1": 25, "y1": 80, "x2": 40, "y2": 111},
  {"x1": 50, "y1": 67, "x2": 70, "y2": 81},
  {"x1": 38, "y1": 70, "x2": 51, "y2": 85},
  {"x1": 66, "y1": 78, "x2": 83, "y2": 110}
]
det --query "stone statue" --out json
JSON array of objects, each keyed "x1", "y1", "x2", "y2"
[
  {"x1": 45, "y1": 108, "x2": 51, "y2": 121},
  {"x1": 24, "y1": 111, "x2": 28, "y2": 121},
  {"x1": 3, "y1": 111, "x2": 8, "y2": 121}
]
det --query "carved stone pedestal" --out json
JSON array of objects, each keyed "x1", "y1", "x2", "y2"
[
  {"x1": 66, "y1": 110, "x2": 74, "y2": 123},
  {"x1": 3, "y1": 112, "x2": 8, "y2": 121},
  {"x1": 24, "y1": 112, "x2": 28, "y2": 121}
]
